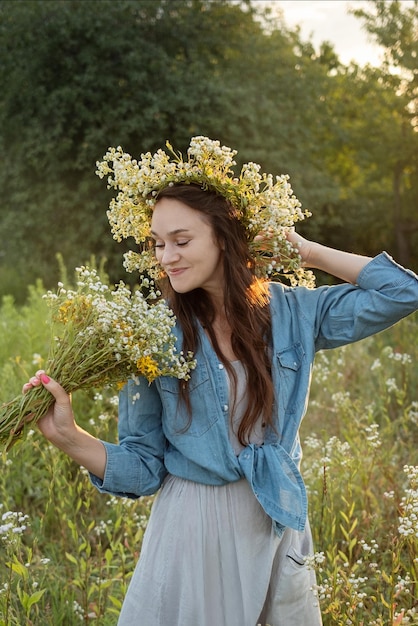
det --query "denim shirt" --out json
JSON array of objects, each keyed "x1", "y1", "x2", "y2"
[{"x1": 91, "y1": 253, "x2": 418, "y2": 532}]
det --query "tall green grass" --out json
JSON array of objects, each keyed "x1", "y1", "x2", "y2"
[
  {"x1": 302, "y1": 320, "x2": 418, "y2": 625},
  {"x1": 0, "y1": 279, "x2": 417, "y2": 625}
]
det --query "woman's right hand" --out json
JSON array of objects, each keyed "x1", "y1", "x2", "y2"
[
  {"x1": 22, "y1": 369, "x2": 77, "y2": 446},
  {"x1": 22, "y1": 370, "x2": 107, "y2": 478}
]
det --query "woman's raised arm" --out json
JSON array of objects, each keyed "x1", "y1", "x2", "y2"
[{"x1": 286, "y1": 230, "x2": 372, "y2": 285}]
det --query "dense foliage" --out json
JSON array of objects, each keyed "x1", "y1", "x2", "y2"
[{"x1": 0, "y1": 0, "x2": 417, "y2": 301}]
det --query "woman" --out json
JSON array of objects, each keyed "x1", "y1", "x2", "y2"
[{"x1": 24, "y1": 139, "x2": 418, "y2": 626}]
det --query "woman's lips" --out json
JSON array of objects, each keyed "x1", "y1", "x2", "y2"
[{"x1": 167, "y1": 268, "x2": 187, "y2": 277}]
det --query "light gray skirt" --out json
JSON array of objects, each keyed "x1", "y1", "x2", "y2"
[{"x1": 117, "y1": 475, "x2": 322, "y2": 626}]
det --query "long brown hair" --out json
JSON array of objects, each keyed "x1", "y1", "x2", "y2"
[{"x1": 155, "y1": 184, "x2": 274, "y2": 445}]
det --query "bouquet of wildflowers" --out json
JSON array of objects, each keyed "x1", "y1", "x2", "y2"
[{"x1": 0, "y1": 267, "x2": 194, "y2": 451}]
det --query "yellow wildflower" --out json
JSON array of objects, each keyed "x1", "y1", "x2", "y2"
[{"x1": 136, "y1": 356, "x2": 160, "y2": 382}]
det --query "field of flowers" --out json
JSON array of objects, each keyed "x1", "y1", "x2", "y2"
[{"x1": 0, "y1": 274, "x2": 417, "y2": 625}]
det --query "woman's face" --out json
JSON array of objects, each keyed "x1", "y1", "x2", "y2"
[{"x1": 151, "y1": 197, "x2": 224, "y2": 296}]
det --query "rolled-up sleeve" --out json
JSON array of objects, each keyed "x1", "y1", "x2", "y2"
[
  {"x1": 90, "y1": 377, "x2": 167, "y2": 498},
  {"x1": 308, "y1": 252, "x2": 418, "y2": 351}
]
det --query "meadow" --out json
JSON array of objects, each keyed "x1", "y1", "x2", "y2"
[{"x1": 0, "y1": 275, "x2": 417, "y2": 625}]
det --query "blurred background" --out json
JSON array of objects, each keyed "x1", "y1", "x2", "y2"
[{"x1": 0, "y1": 0, "x2": 417, "y2": 302}]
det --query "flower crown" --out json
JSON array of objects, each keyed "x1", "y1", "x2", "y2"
[{"x1": 96, "y1": 136, "x2": 314, "y2": 286}]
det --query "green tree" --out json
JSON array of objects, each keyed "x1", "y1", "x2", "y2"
[
  {"x1": 0, "y1": 0, "x2": 269, "y2": 297},
  {"x1": 349, "y1": 0, "x2": 418, "y2": 265}
]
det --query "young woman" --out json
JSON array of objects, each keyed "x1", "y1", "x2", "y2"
[{"x1": 23, "y1": 141, "x2": 418, "y2": 626}]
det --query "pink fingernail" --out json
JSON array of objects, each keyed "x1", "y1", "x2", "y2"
[{"x1": 41, "y1": 374, "x2": 50, "y2": 384}]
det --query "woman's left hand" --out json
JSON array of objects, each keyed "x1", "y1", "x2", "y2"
[
  {"x1": 284, "y1": 229, "x2": 315, "y2": 266},
  {"x1": 253, "y1": 227, "x2": 315, "y2": 266}
]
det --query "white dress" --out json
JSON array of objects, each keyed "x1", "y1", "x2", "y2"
[{"x1": 117, "y1": 362, "x2": 322, "y2": 626}]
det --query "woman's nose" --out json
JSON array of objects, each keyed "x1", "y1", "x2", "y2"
[{"x1": 161, "y1": 244, "x2": 180, "y2": 265}]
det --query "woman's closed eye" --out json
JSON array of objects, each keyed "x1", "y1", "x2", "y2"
[{"x1": 154, "y1": 240, "x2": 190, "y2": 249}]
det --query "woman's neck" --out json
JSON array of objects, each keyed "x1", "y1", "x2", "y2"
[{"x1": 208, "y1": 313, "x2": 237, "y2": 362}]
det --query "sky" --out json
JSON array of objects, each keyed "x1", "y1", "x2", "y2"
[{"x1": 259, "y1": 0, "x2": 415, "y2": 67}]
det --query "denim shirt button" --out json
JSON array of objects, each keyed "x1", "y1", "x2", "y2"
[
  {"x1": 223, "y1": 404, "x2": 228, "y2": 412},
  {"x1": 218, "y1": 363, "x2": 224, "y2": 369}
]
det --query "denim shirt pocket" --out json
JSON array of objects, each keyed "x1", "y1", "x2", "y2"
[
  {"x1": 275, "y1": 342, "x2": 305, "y2": 414},
  {"x1": 159, "y1": 362, "x2": 220, "y2": 438},
  {"x1": 277, "y1": 342, "x2": 304, "y2": 373}
]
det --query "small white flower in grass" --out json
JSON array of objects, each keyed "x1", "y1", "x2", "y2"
[
  {"x1": 304, "y1": 434, "x2": 322, "y2": 450},
  {"x1": 386, "y1": 378, "x2": 398, "y2": 393},
  {"x1": 398, "y1": 465, "x2": 418, "y2": 539},
  {"x1": 407, "y1": 401, "x2": 418, "y2": 425},
  {"x1": 359, "y1": 538, "x2": 378, "y2": 554},
  {"x1": 93, "y1": 520, "x2": 107, "y2": 536},
  {"x1": 387, "y1": 349, "x2": 412, "y2": 364},
  {"x1": 32, "y1": 353, "x2": 43, "y2": 366},
  {"x1": 395, "y1": 573, "x2": 412, "y2": 595},
  {"x1": 0, "y1": 511, "x2": 30, "y2": 537},
  {"x1": 364, "y1": 423, "x2": 382, "y2": 449},
  {"x1": 305, "y1": 551, "x2": 326, "y2": 571},
  {"x1": 331, "y1": 391, "x2": 351, "y2": 408}
]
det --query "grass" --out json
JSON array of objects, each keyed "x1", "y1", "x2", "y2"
[
  {"x1": 301, "y1": 317, "x2": 418, "y2": 625},
  {"x1": 0, "y1": 278, "x2": 417, "y2": 625}
]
